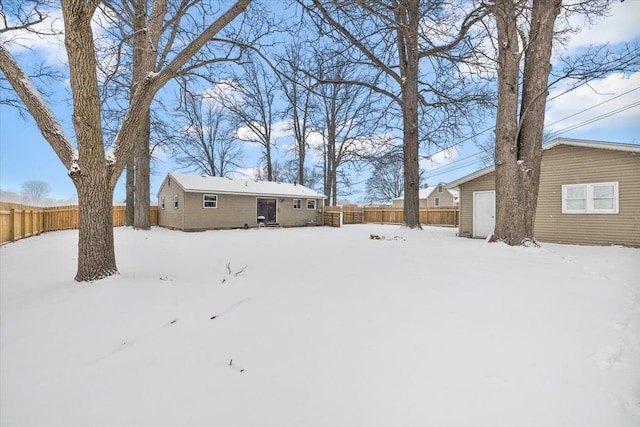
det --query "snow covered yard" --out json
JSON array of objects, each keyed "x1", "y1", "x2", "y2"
[{"x1": 1, "y1": 224, "x2": 639, "y2": 427}]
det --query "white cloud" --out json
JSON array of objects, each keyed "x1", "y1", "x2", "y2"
[
  {"x1": 234, "y1": 120, "x2": 295, "y2": 147},
  {"x1": 420, "y1": 146, "x2": 460, "y2": 170},
  {"x1": 202, "y1": 80, "x2": 243, "y2": 110},
  {"x1": 272, "y1": 120, "x2": 294, "y2": 139},
  {"x1": 1, "y1": 8, "x2": 67, "y2": 66},
  {"x1": 235, "y1": 122, "x2": 265, "y2": 143},
  {"x1": 565, "y1": 2, "x2": 640, "y2": 51},
  {"x1": 545, "y1": 72, "x2": 640, "y2": 135},
  {"x1": 228, "y1": 167, "x2": 260, "y2": 180},
  {"x1": 1, "y1": 6, "x2": 122, "y2": 75}
]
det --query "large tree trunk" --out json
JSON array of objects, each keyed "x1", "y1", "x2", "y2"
[
  {"x1": 399, "y1": 0, "x2": 421, "y2": 229},
  {"x1": 125, "y1": 158, "x2": 134, "y2": 226},
  {"x1": 517, "y1": 0, "x2": 560, "y2": 237},
  {"x1": 75, "y1": 179, "x2": 117, "y2": 281},
  {"x1": 492, "y1": 0, "x2": 522, "y2": 243},
  {"x1": 133, "y1": 112, "x2": 151, "y2": 229},
  {"x1": 492, "y1": 0, "x2": 560, "y2": 245}
]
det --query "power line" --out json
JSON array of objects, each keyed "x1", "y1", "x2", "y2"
[
  {"x1": 545, "y1": 87, "x2": 639, "y2": 128},
  {"x1": 423, "y1": 94, "x2": 640, "y2": 179},
  {"x1": 546, "y1": 100, "x2": 640, "y2": 139}
]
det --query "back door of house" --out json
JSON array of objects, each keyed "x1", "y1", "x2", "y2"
[
  {"x1": 257, "y1": 198, "x2": 277, "y2": 223},
  {"x1": 473, "y1": 190, "x2": 495, "y2": 238}
]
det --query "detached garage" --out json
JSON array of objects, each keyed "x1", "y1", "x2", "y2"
[
  {"x1": 447, "y1": 138, "x2": 640, "y2": 247},
  {"x1": 158, "y1": 173, "x2": 326, "y2": 230}
]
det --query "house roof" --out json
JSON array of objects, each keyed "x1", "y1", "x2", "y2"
[
  {"x1": 446, "y1": 138, "x2": 640, "y2": 189},
  {"x1": 392, "y1": 183, "x2": 452, "y2": 201},
  {"x1": 164, "y1": 173, "x2": 327, "y2": 199}
]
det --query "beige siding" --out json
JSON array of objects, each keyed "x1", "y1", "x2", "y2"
[
  {"x1": 176, "y1": 192, "x2": 322, "y2": 230},
  {"x1": 534, "y1": 145, "x2": 640, "y2": 246},
  {"x1": 427, "y1": 187, "x2": 456, "y2": 207},
  {"x1": 392, "y1": 186, "x2": 456, "y2": 208},
  {"x1": 157, "y1": 177, "x2": 185, "y2": 230},
  {"x1": 278, "y1": 198, "x2": 323, "y2": 226},
  {"x1": 458, "y1": 172, "x2": 495, "y2": 237},
  {"x1": 458, "y1": 145, "x2": 640, "y2": 246}
]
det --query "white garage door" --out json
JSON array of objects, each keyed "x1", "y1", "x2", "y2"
[{"x1": 473, "y1": 191, "x2": 495, "y2": 238}]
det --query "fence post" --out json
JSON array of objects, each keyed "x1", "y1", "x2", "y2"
[{"x1": 9, "y1": 209, "x2": 16, "y2": 242}]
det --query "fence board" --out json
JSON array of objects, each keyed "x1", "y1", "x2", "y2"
[
  {"x1": 323, "y1": 206, "x2": 458, "y2": 227},
  {"x1": 0, "y1": 203, "x2": 159, "y2": 245},
  {"x1": 323, "y1": 211, "x2": 342, "y2": 227}
]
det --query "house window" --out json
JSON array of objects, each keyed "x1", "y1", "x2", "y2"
[
  {"x1": 174, "y1": 194, "x2": 179, "y2": 209},
  {"x1": 434, "y1": 197, "x2": 440, "y2": 206},
  {"x1": 293, "y1": 199, "x2": 301, "y2": 209},
  {"x1": 438, "y1": 184, "x2": 443, "y2": 193},
  {"x1": 203, "y1": 194, "x2": 217, "y2": 208},
  {"x1": 307, "y1": 199, "x2": 317, "y2": 210},
  {"x1": 161, "y1": 196, "x2": 165, "y2": 209},
  {"x1": 562, "y1": 182, "x2": 618, "y2": 214}
]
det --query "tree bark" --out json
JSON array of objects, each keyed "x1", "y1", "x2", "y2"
[
  {"x1": 133, "y1": 112, "x2": 151, "y2": 229},
  {"x1": 125, "y1": 158, "x2": 134, "y2": 225},
  {"x1": 75, "y1": 179, "x2": 117, "y2": 281},
  {"x1": 492, "y1": 0, "x2": 561, "y2": 245},
  {"x1": 398, "y1": 0, "x2": 421, "y2": 229}
]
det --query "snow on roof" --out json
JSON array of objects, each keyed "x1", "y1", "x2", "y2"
[
  {"x1": 446, "y1": 138, "x2": 640, "y2": 189},
  {"x1": 166, "y1": 173, "x2": 327, "y2": 199},
  {"x1": 392, "y1": 185, "x2": 441, "y2": 201}
]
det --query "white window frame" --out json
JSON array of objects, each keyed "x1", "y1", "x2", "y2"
[
  {"x1": 293, "y1": 199, "x2": 301, "y2": 209},
  {"x1": 438, "y1": 184, "x2": 443, "y2": 193},
  {"x1": 307, "y1": 199, "x2": 317, "y2": 210},
  {"x1": 173, "y1": 194, "x2": 179, "y2": 209},
  {"x1": 562, "y1": 182, "x2": 618, "y2": 214},
  {"x1": 203, "y1": 194, "x2": 218, "y2": 208},
  {"x1": 161, "y1": 196, "x2": 165, "y2": 209},
  {"x1": 434, "y1": 197, "x2": 440, "y2": 206}
]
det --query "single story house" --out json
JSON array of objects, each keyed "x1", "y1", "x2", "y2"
[
  {"x1": 391, "y1": 182, "x2": 459, "y2": 208},
  {"x1": 158, "y1": 173, "x2": 326, "y2": 230},
  {"x1": 446, "y1": 138, "x2": 640, "y2": 247}
]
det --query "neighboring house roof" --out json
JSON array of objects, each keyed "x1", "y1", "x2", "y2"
[
  {"x1": 446, "y1": 137, "x2": 640, "y2": 189},
  {"x1": 392, "y1": 183, "x2": 452, "y2": 201},
  {"x1": 164, "y1": 173, "x2": 327, "y2": 199}
]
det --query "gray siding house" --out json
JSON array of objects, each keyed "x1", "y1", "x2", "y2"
[
  {"x1": 158, "y1": 173, "x2": 326, "y2": 230},
  {"x1": 447, "y1": 138, "x2": 640, "y2": 247}
]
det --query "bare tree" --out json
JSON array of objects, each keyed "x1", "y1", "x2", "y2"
[
  {"x1": 222, "y1": 57, "x2": 279, "y2": 181},
  {"x1": 488, "y1": 0, "x2": 639, "y2": 245},
  {"x1": 301, "y1": 0, "x2": 490, "y2": 227},
  {"x1": 172, "y1": 85, "x2": 243, "y2": 176},
  {"x1": 309, "y1": 52, "x2": 389, "y2": 206},
  {"x1": 96, "y1": 0, "x2": 266, "y2": 230},
  {"x1": 365, "y1": 152, "x2": 404, "y2": 204},
  {"x1": 21, "y1": 180, "x2": 51, "y2": 204},
  {"x1": 274, "y1": 40, "x2": 318, "y2": 186},
  {"x1": 0, "y1": 0, "x2": 253, "y2": 281}
]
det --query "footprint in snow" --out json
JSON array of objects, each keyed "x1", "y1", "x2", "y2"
[{"x1": 594, "y1": 345, "x2": 623, "y2": 371}]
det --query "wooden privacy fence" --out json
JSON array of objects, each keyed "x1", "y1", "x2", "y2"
[
  {"x1": 323, "y1": 206, "x2": 459, "y2": 228},
  {"x1": 0, "y1": 203, "x2": 158, "y2": 245}
]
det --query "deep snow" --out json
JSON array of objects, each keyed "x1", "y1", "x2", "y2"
[{"x1": 1, "y1": 224, "x2": 639, "y2": 426}]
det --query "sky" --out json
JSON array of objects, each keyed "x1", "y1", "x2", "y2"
[{"x1": 1, "y1": 1, "x2": 639, "y2": 203}]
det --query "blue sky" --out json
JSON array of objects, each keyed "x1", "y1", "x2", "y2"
[{"x1": 1, "y1": 2, "x2": 639, "y2": 203}]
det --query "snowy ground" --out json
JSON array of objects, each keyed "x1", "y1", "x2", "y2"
[{"x1": 1, "y1": 224, "x2": 639, "y2": 427}]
